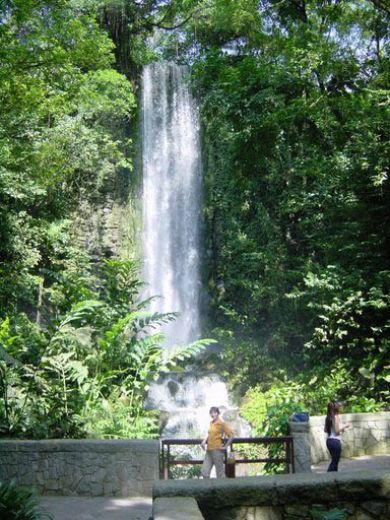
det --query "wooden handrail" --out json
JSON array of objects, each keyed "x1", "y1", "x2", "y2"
[{"x1": 161, "y1": 436, "x2": 295, "y2": 479}]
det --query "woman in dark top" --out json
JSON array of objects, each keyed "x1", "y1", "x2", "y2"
[{"x1": 324, "y1": 401, "x2": 351, "y2": 472}]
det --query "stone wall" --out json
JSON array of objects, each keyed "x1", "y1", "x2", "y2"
[
  {"x1": 289, "y1": 411, "x2": 390, "y2": 470},
  {"x1": 309, "y1": 412, "x2": 390, "y2": 464},
  {"x1": 0, "y1": 439, "x2": 159, "y2": 497},
  {"x1": 153, "y1": 470, "x2": 390, "y2": 520}
]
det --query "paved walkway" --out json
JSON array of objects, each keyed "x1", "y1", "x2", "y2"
[
  {"x1": 39, "y1": 456, "x2": 389, "y2": 520},
  {"x1": 312, "y1": 454, "x2": 390, "y2": 473},
  {"x1": 40, "y1": 496, "x2": 152, "y2": 520}
]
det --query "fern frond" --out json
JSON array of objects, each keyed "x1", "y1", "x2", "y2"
[
  {"x1": 165, "y1": 338, "x2": 216, "y2": 367},
  {"x1": 59, "y1": 300, "x2": 104, "y2": 327}
]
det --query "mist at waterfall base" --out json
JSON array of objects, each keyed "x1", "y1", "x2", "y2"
[{"x1": 141, "y1": 62, "x2": 249, "y2": 440}]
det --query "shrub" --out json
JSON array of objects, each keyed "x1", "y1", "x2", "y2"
[{"x1": 0, "y1": 480, "x2": 52, "y2": 520}]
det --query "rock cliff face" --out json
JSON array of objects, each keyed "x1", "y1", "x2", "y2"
[{"x1": 71, "y1": 160, "x2": 141, "y2": 261}]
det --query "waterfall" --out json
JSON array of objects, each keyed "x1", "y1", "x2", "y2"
[
  {"x1": 141, "y1": 62, "x2": 249, "y2": 439},
  {"x1": 142, "y1": 62, "x2": 201, "y2": 347}
]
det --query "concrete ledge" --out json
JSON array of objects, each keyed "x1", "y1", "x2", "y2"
[
  {"x1": 153, "y1": 497, "x2": 204, "y2": 520},
  {"x1": 0, "y1": 439, "x2": 158, "y2": 453},
  {"x1": 310, "y1": 411, "x2": 390, "y2": 423},
  {"x1": 153, "y1": 470, "x2": 390, "y2": 510}
]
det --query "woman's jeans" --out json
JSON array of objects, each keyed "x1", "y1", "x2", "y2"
[{"x1": 326, "y1": 438, "x2": 341, "y2": 472}]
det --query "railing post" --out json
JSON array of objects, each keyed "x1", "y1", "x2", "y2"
[
  {"x1": 225, "y1": 445, "x2": 236, "y2": 478},
  {"x1": 285, "y1": 438, "x2": 295, "y2": 474},
  {"x1": 162, "y1": 442, "x2": 169, "y2": 480},
  {"x1": 285, "y1": 440, "x2": 289, "y2": 474},
  {"x1": 160, "y1": 441, "x2": 164, "y2": 480},
  {"x1": 290, "y1": 438, "x2": 295, "y2": 473},
  {"x1": 165, "y1": 444, "x2": 170, "y2": 480}
]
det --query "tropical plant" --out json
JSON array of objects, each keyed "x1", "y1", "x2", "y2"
[
  {"x1": 311, "y1": 508, "x2": 348, "y2": 520},
  {"x1": 0, "y1": 480, "x2": 52, "y2": 520},
  {"x1": 0, "y1": 259, "x2": 211, "y2": 439}
]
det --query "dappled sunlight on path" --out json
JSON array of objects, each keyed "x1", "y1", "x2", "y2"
[{"x1": 40, "y1": 496, "x2": 152, "y2": 520}]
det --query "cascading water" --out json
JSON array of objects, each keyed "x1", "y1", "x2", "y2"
[
  {"x1": 142, "y1": 62, "x2": 249, "y2": 439},
  {"x1": 142, "y1": 62, "x2": 201, "y2": 346}
]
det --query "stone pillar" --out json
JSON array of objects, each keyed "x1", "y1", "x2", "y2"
[{"x1": 289, "y1": 421, "x2": 312, "y2": 473}]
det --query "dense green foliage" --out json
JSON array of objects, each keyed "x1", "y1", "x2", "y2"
[
  {"x1": 1, "y1": 0, "x2": 389, "y2": 444},
  {"x1": 185, "y1": 0, "x2": 390, "y2": 415},
  {"x1": 0, "y1": 259, "x2": 208, "y2": 438},
  {"x1": 0, "y1": 0, "x2": 134, "y2": 315},
  {"x1": 0, "y1": 480, "x2": 51, "y2": 520},
  {"x1": 0, "y1": 0, "x2": 208, "y2": 439}
]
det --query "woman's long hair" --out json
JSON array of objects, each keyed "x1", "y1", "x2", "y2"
[{"x1": 325, "y1": 401, "x2": 340, "y2": 435}]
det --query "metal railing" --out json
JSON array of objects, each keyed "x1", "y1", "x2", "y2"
[{"x1": 161, "y1": 436, "x2": 295, "y2": 479}]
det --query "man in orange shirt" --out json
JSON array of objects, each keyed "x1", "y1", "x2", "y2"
[{"x1": 201, "y1": 406, "x2": 234, "y2": 478}]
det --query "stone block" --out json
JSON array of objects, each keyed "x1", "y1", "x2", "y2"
[
  {"x1": 361, "y1": 501, "x2": 386, "y2": 516},
  {"x1": 289, "y1": 422, "x2": 310, "y2": 434},
  {"x1": 45, "y1": 480, "x2": 60, "y2": 492},
  {"x1": 88, "y1": 482, "x2": 104, "y2": 497},
  {"x1": 36, "y1": 473, "x2": 45, "y2": 486},
  {"x1": 103, "y1": 482, "x2": 115, "y2": 495},
  {"x1": 353, "y1": 511, "x2": 375, "y2": 520},
  {"x1": 284, "y1": 505, "x2": 310, "y2": 517},
  {"x1": 275, "y1": 476, "x2": 336, "y2": 504},
  {"x1": 354, "y1": 448, "x2": 366, "y2": 457},
  {"x1": 255, "y1": 506, "x2": 282, "y2": 520},
  {"x1": 336, "y1": 502, "x2": 355, "y2": 515},
  {"x1": 370, "y1": 429, "x2": 385, "y2": 441},
  {"x1": 154, "y1": 497, "x2": 204, "y2": 520}
]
